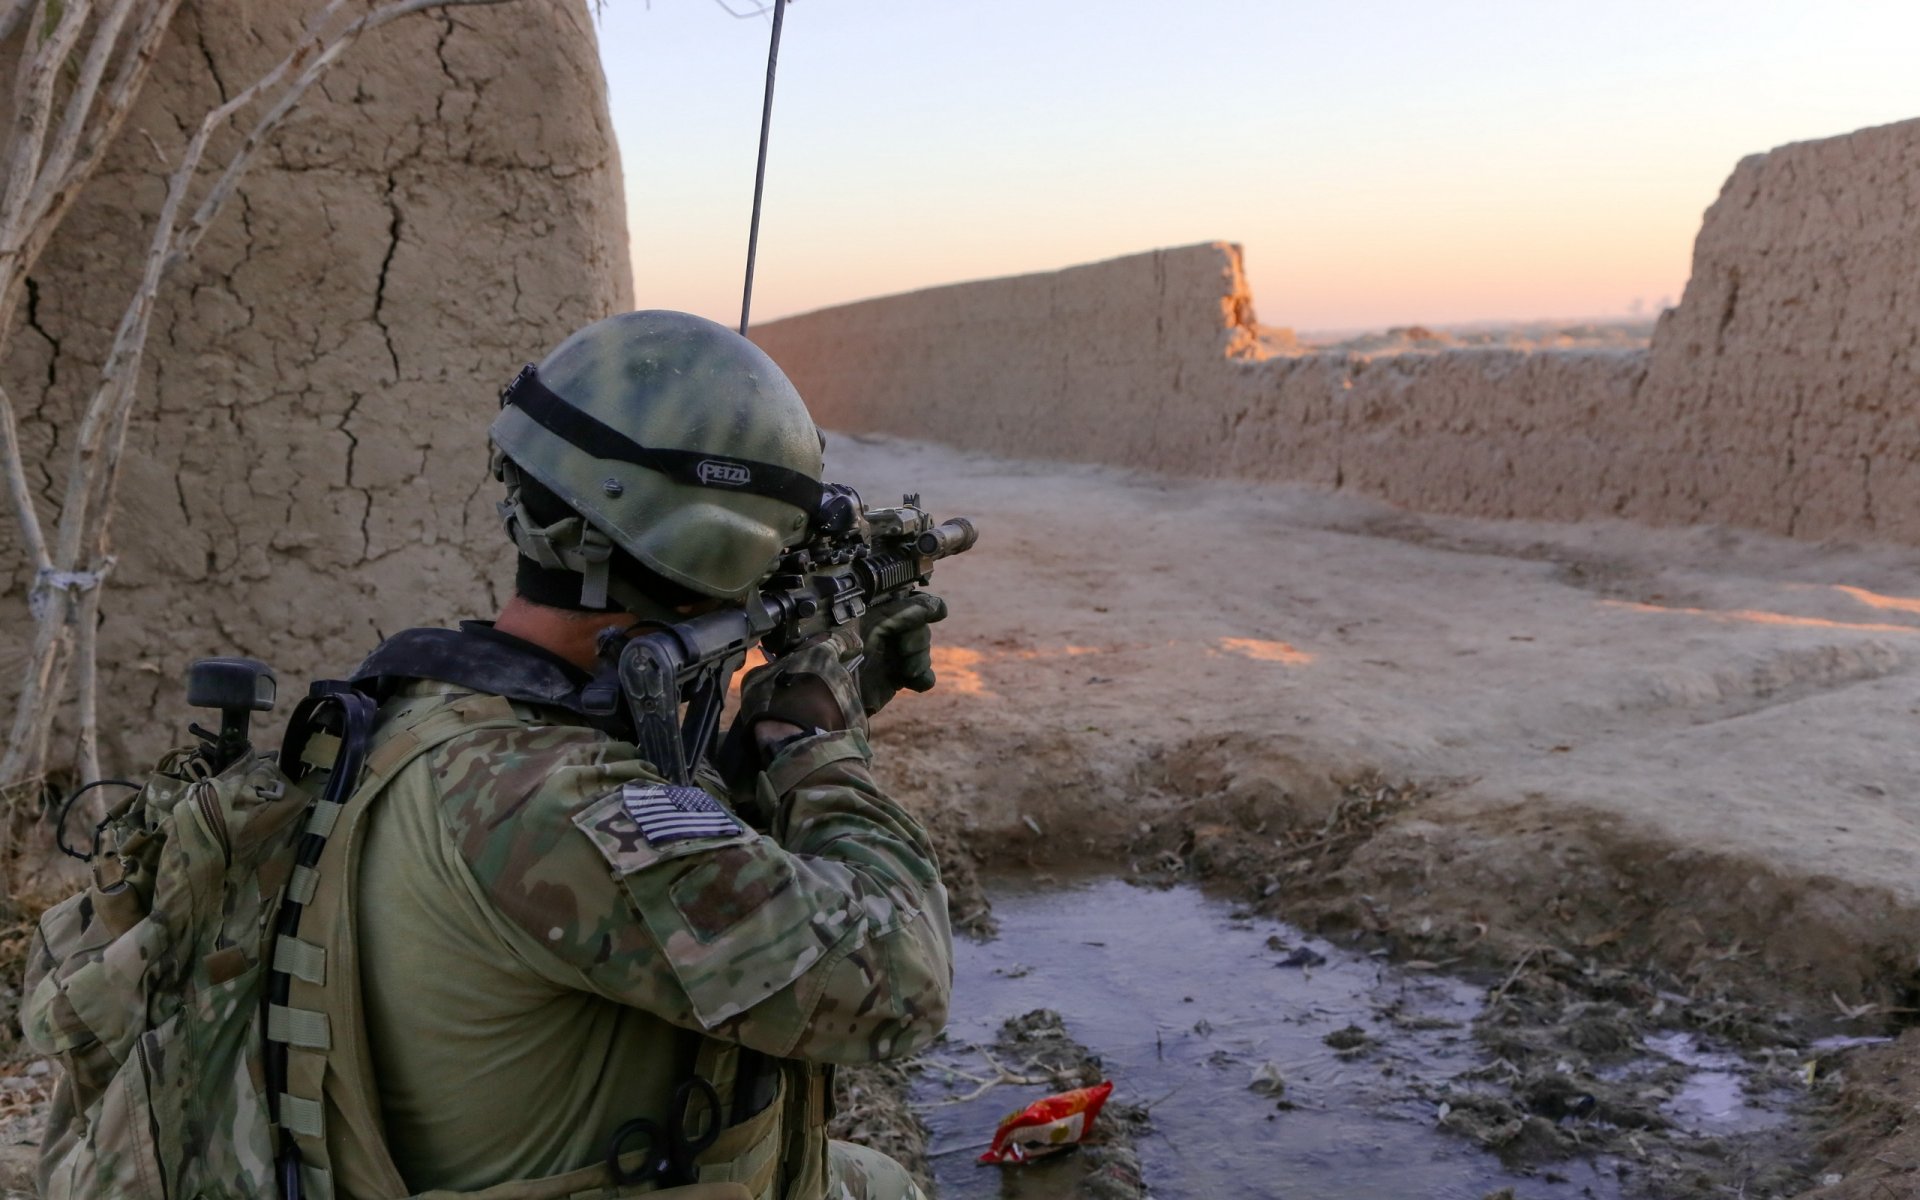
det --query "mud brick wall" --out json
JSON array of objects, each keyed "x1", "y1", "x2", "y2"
[
  {"x1": 1623, "y1": 118, "x2": 1920, "y2": 541},
  {"x1": 0, "y1": 0, "x2": 631, "y2": 770},
  {"x1": 753, "y1": 117, "x2": 1920, "y2": 543}
]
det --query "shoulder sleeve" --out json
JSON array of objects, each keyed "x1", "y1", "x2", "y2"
[{"x1": 429, "y1": 723, "x2": 952, "y2": 1065}]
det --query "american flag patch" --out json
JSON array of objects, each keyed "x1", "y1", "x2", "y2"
[{"x1": 621, "y1": 783, "x2": 742, "y2": 846}]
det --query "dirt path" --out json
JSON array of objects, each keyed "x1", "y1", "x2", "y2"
[
  {"x1": 841, "y1": 433, "x2": 1920, "y2": 989},
  {"x1": 833, "y1": 433, "x2": 1920, "y2": 1194}
]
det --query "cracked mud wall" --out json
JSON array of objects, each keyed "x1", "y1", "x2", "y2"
[
  {"x1": 751, "y1": 242, "x2": 1274, "y2": 473},
  {"x1": 1624, "y1": 117, "x2": 1920, "y2": 541},
  {"x1": 751, "y1": 242, "x2": 1646, "y2": 516},
  {"x1": 753, "y1": 116, "x2": 1920, "y2": 543},
  {"x1": 1, "y1": 0, "x2": 631, "y2": 771}
]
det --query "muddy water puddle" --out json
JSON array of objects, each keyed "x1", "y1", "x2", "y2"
[
  {"x1": 1621, "y1": 1032, "x2": 1792, "y2": 1137},
  {"x1": 912, "y1": 877, "x2": 1795, "y2": 1199}
]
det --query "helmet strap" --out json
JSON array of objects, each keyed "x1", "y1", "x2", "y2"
[
  {"x1": 497, "y1": 460, "x2": 686, "y2": 623},
  {"x1": 497, "y1": 458, "x2": 615, "y2": 610},
  {"x1": 516, "y1": 557, "x2": 617, "y2": 613}
]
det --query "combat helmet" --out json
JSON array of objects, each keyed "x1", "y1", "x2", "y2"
[{"x1": 489, "y1": 310, "x2": 823, "y2": 609}]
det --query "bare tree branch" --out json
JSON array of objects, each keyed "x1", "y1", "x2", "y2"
[
  {"x1": 0, "y1": 605, "x2": 71, "y2": 793},
  {"x1": 0, "y1": 0, "x2": 36, "y2": 49},
  {"x1": 25, "y1": 0, "x2": 146, "y2": 232},
  {"x1": 2, "y1": 0, "x2": 184, "y2": 333},
  {"x1": 44, "y1": 62, "x2": 206, "y2": 600},
  {"x1": 0, "y1": 382, "x2": 47, "y2": 572},
  {"x1": 0, "y1": 0, "x2": 94, "y2": 262},
  {"x1": 71, "y1": 557, "x2": 112, "y2": 786}
]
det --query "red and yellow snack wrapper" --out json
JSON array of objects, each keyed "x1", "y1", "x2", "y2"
[{"x1": 977, "y1": 1081, "x2": 1113, "y2": 1165}]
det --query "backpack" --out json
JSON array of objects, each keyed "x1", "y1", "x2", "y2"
[{"x1": 22, "y1": 662, "x2": 373, "y2": 1200}]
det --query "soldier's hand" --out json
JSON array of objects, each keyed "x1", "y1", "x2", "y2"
[
  {"x1": 723, "y1": 592, "x2": 948, "y2": 777},
  {"x1": 752, "y1": 676, "x2": 846, "y2": 738},
  {"x1": 736, "y1": 640, "x2": 866, "y2": 743},
  {"x1": 854, "y1": 591, "x2": 948, "y2": 716}
]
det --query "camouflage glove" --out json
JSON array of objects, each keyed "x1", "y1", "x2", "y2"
[
  {"x1": 852, "y1": 591, "x2": 948, "y2": 716},
  {"x1": 736, "y1": 639, "x2": 869, "y2": 742},
  {"x1": 719, "y1": 592, "x2": 946, "y2": 784}
]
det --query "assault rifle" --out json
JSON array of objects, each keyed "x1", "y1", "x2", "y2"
[{"x1": 583, "y1": 484, "x2": 978, "y2": 784}]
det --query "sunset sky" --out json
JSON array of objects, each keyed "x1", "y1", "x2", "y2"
[{"x1": 594, "y1": 2, "x2": 1920, "y2": 333}]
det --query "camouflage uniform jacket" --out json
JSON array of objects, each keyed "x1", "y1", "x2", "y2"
[{"x1": 338, "y1": 624, "x2": 953, "y2": 1195}]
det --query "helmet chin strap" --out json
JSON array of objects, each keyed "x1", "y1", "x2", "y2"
[{"x1": 495, "y1": 458, "x2": 687, "y2": 623}]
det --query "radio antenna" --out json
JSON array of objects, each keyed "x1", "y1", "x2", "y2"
[{"x1": 739, "y1": 0, "x2": 789, "y2": 336}]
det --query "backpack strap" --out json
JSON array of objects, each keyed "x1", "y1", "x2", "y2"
[{"x1": 269, "y1": 690, "x2": 528, "y2": 1200}]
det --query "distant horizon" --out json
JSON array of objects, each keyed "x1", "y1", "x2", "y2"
[
  {"x1": 594, "y1": 3, "x2": 1918, "y2": 331},
  {"x1": 741, "y1": 237, "x2": 1675, "y2": 337},
  {"x1": 1291, "y1": 314, "x2": 1662, "y2": 339}
]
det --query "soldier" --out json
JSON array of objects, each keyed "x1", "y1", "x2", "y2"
[{"x1": 286, "y1": 310, "x2": 951, "y2": 1199}]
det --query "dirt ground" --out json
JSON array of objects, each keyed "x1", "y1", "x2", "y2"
[{"x1": 829, "y1": 433, "x2": 1920, "y2": 1197}]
